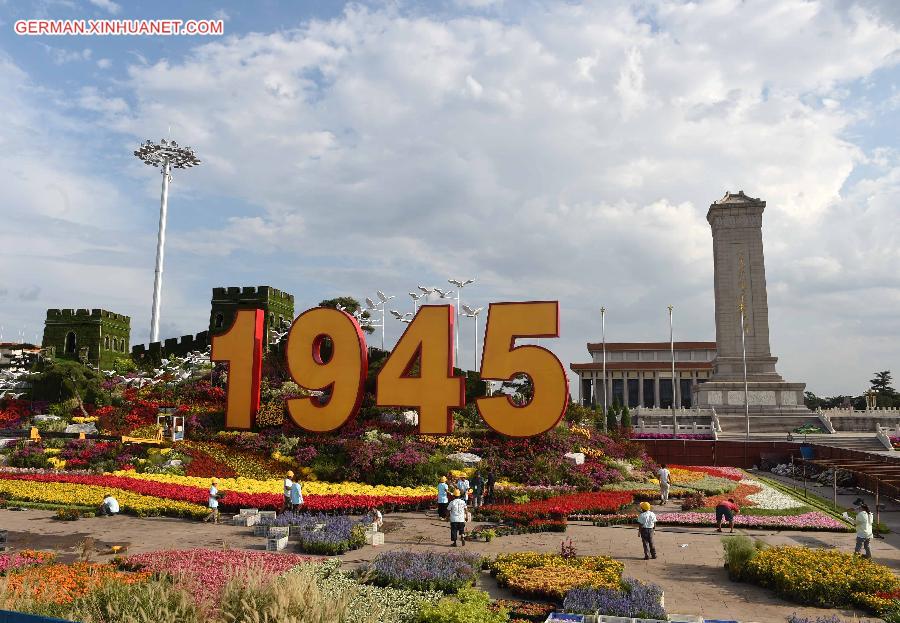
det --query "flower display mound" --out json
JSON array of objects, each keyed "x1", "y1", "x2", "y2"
[
  {"x1": 274, "y1": 512, "x2": 366, "y2": 555},
  {"x1": 365, "y1": 550, "x2": 483, "y2": 594},
  {"x1": 491, "y1": 552, "x2": 623, "y2": 600},
  {"x1": 477, "y1": 491, "x2": 634, "y2": 526},
  {"x1": 564, "y1": 578, "x2": 666, "y2": 620},
  {"x1": 110, "y1": 471, "x2": 432, "y2": 498},
  {"x1": 0, "y1": 471, "x2": 430, "y2": 515},
  {"x1": 0, "y1": 550, "x2": 55, "y2": 574},
  {"x1": 705, "y1": 478, "x2": 806, "y2": 512},
  {"x1": 121, "y1": 548, "x2": 313, "y2": 604},
  {"x1": 3, "y1": 562, "x2": 150, "y2": 604},
  {"x1": 0, "y1": 474, "x2": 207, "y2": 518},
  {"x1": 743, "y1": 546, "x2": 899, "y2": 612},
  {"x1": 656, "y1": 511, "x2": 849, "y2": 531}
]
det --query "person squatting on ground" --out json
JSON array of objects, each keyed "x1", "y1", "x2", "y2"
[
  {"x1": 637, "y1": 501, "x2": 657, "y2": 559},
  {"x1": 437, "y1": 476, "x2": 449, "y2": 520},
  {"x1": 283, "y1": 470, "x2": 294, "y2": 512},
  {"x1": 204, "y1": 479, "x2": 221, "y2": 524},
  {"x1": 854, "y1": 503, "x2": 874, "y2": 558},
  {"x1": 715, "y1": 498, "x2": 740, "y2": 533},
  {"x1": 447, "y1": 489, "x2": 469, "y2": 547},
  {"x1": 657, "y1": 464, "x2": 670, "y2": 503},
  {"x1": 99, "y1": 493, "x2": 119, "y2": 516}
]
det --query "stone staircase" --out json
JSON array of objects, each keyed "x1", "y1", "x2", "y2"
[{"x1": 716, "y1": 430, "x2": 887, "y2": 452}]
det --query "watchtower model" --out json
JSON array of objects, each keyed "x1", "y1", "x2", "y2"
[
  {"x1": 42, "y1": 309, "x2": 131, "y2": 370},
  {"x1": 209, "y1": 286, "x2": 294, "y2": 348}
]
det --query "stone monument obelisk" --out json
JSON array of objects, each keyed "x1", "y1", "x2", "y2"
[{"x1": 695, "y1": 191, "x2": 806, "y2": 414}]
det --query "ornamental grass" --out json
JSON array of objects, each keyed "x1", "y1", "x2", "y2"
[
  {"x1": 491, "y1": 552, "x2": 623, "y2": 600},
  {"x1": 743, "y1": 546, "x2": 899, "y2": 611}
]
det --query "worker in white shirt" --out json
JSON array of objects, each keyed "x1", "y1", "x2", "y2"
[
  {"x1": 204, "y1": 479, "x2": 220, "y2": 524},
  {"x1": 657, "y1": 464, "x2": 670, "y2": 503},
  {"x1": 447, "y1": 489, "x2": 469, "y2": 547},
  {"x1": 844, "y1": 503, "x2": 873, "y2": 558},
  {"x1": 637, "y1": 501, "x2": 658, "y2": 560},
  {"x1": 99, "y1": 493, "x2": 119, "y2": 516},
  {"x1": 283, "y1": 471, "x2": 294, "y2": 512}
]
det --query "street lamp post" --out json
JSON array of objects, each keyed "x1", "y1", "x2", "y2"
[
  {"x1": 668, "y1": 305, "x2": 677, "y2": 437},
  {"x1": 462, "y1": 305, "x2": 484, "y2": 372},
  {"x1": 134, "y1": 139, "x2": 201, "y2": 343},
  {"x1": 600, "y1": 307, "x2": 607, "y2": 418},
  {"x1": 408, "y1": 292, "x2": 422, "y2": 315},
  {"x1": 376, "y1": 291, "x2": 395, "y2": 349},
  {"x1": 448, "y1": 278, "x2": 475, "y2": 365}
]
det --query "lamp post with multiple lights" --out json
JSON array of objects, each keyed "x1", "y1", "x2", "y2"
[
  {"x1": 462, "y1": 305, "x2": 484, "y2": 372},
  {"x1": 668, "y1": 305, "x2": 677, "y2": 436},
  {"x1": 448, "y1": 278, "x2": 474, "y2": 365},
  {"x1": 600, "y1": 306, "x2": 607, "y2": 418},
  {"x1": 134, "y1": 139, "x2": 201, "y2": 343}
]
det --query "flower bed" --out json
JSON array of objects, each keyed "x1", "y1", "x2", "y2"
[
  {"x1": 0, "y1": 476, "x2": 207, "y2": 518},
  {"x1": 273, "y1": 512, "x2": 366, "y2": 555},
  {"x1": 705, "y1": 478, "x2": 805, "y2": 511},
  {"x1": 0, "y1": 471, "x2": 430, "y2": 515},
  {"x1": 563, "y1": 578, "x2": 666, "y2": 619},
  {"x1": 743, "y1": 546, "x2": 899, "y2": 611},
  {"x1": 476, "y1": 491, "x2": 634, "y2": 524},
  {"x1": 0, "y1": 550, "x2": 55, "y2": 574},
  {"x1": 121, "y1": 548, "x2": 312, "y2": 605},
  {"x1": 491, "y1": 552, "x2": 623, "y2": 600},
  {"x1": 365, "y1": 550, "x2": 482, "y2": 593},
  {"x1": 3, "y1": 562, "x2": 150, "y2": 604},
  {"x1": 655, "y1": 511, "x2": 849, "y2": 531}
]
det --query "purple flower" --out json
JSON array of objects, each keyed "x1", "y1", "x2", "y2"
[{"x1": 564, "y1": 578, "x2": 666, "y2": 619}]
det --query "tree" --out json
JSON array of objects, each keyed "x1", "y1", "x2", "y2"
[
  {"x1": 606, "y1": 402, "x2": 618, "y2": 432},
  {"x1": 319, "y1": 297, "x2": 374, "y2": 334},
  {"x1": 620, "y1": 404, "x2": 631, "y2": 430},
  {"x1": 27, "y1": 359, "x2": 108, "y2": 411},
  {"x1": 870, "y1": 371, "x2": 896, "y2": 396}
]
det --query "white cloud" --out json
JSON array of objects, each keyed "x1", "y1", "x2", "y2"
[
  {"x1": 88, "y1": 0, "x2": 120, "y2": 15},
  {"x1": 3, "y1": 1, "x2": 900, "y2": 394},
  {"x1": 97, "y1": 58, "x2": 112, "y2": 69},
  {"x1": 39, "y1": 44, "x2": 92, "y2": 65}
]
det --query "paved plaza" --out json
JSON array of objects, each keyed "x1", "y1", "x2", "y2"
[{"x1": 5, "y1": 496, "x2": 896, "y2": 623}]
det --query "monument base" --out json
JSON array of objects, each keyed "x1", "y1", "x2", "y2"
[
  {"x1": 695, "y1": 380, "x2": 808, "y2": 415},
  {"x1": 710, "y1": 356, "x2": 785, "y2": 382}
]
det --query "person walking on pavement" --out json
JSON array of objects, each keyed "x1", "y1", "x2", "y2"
[
  {"x1": 204, "y1": 478, "x2": 221, "y2": 524},
  {"x1": 657, "y1": 464, "x2": 670, "y2": 503},
  {"x1": 637, "y1": 501, "x2": 657, "y2": 559},
  {"x1": 283, "y1": 470, "x2": 294, "y2": 512},
  {"x1": 437, "y1": 476, "x2": 449, "y2": 520},
  {"x1": 845, "y1": 503, "x2": 874, "y2": 558},
  {"x1": 289, "y1": 478, "x2": 303, "y2": 511},
  {"x1": 447, "y1": 489, "x2": 469, "y2": 547}
]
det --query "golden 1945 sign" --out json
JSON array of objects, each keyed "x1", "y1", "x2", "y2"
[{"x1": 212, "y1": 302, "x2": 568, "y2": 438}]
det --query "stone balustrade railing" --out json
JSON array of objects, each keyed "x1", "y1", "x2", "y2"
[
  {"x1": 635, "y1": 420, "x2": 717, "y2": 439},
  {"x1": 823, "y1": 407, "x2": 900, "y2": 417}
]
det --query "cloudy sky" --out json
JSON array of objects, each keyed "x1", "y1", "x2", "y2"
[{"x1": 0, "y1": 0, "x2": 898, "y2": 396}]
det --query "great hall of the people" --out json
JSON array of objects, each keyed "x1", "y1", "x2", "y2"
[{"x1": 570, "y1": 341, "x2": 716, "y2": 410}]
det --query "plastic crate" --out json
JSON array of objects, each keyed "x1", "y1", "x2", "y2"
[
  {"x1": 268, "y1": 526, "x2": 289, "y2": 539},
  {"x1": 238, "y1": 508, "x2": 259, "y2": 516},
  {"x1": 365, "y1": 531, "x2": 384, "y2": 546},
  {"x1": 266, "y1": 536, "x2": 288, "y2": 551}
]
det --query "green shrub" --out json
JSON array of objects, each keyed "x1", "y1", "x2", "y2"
[
  {"x1": 722, "y1": 535, "x2": 765, "y2": 580},
  {"x1": 55, "y1": 507, "x2": 82, "y2": 521},
  {"x1": 418, "y1": 588, "x2": 508, "y2": 623}
]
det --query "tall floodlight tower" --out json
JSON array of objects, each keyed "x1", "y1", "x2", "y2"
[{"x1": 134, "y1": 139, "x2": 201, "y2": 343}]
